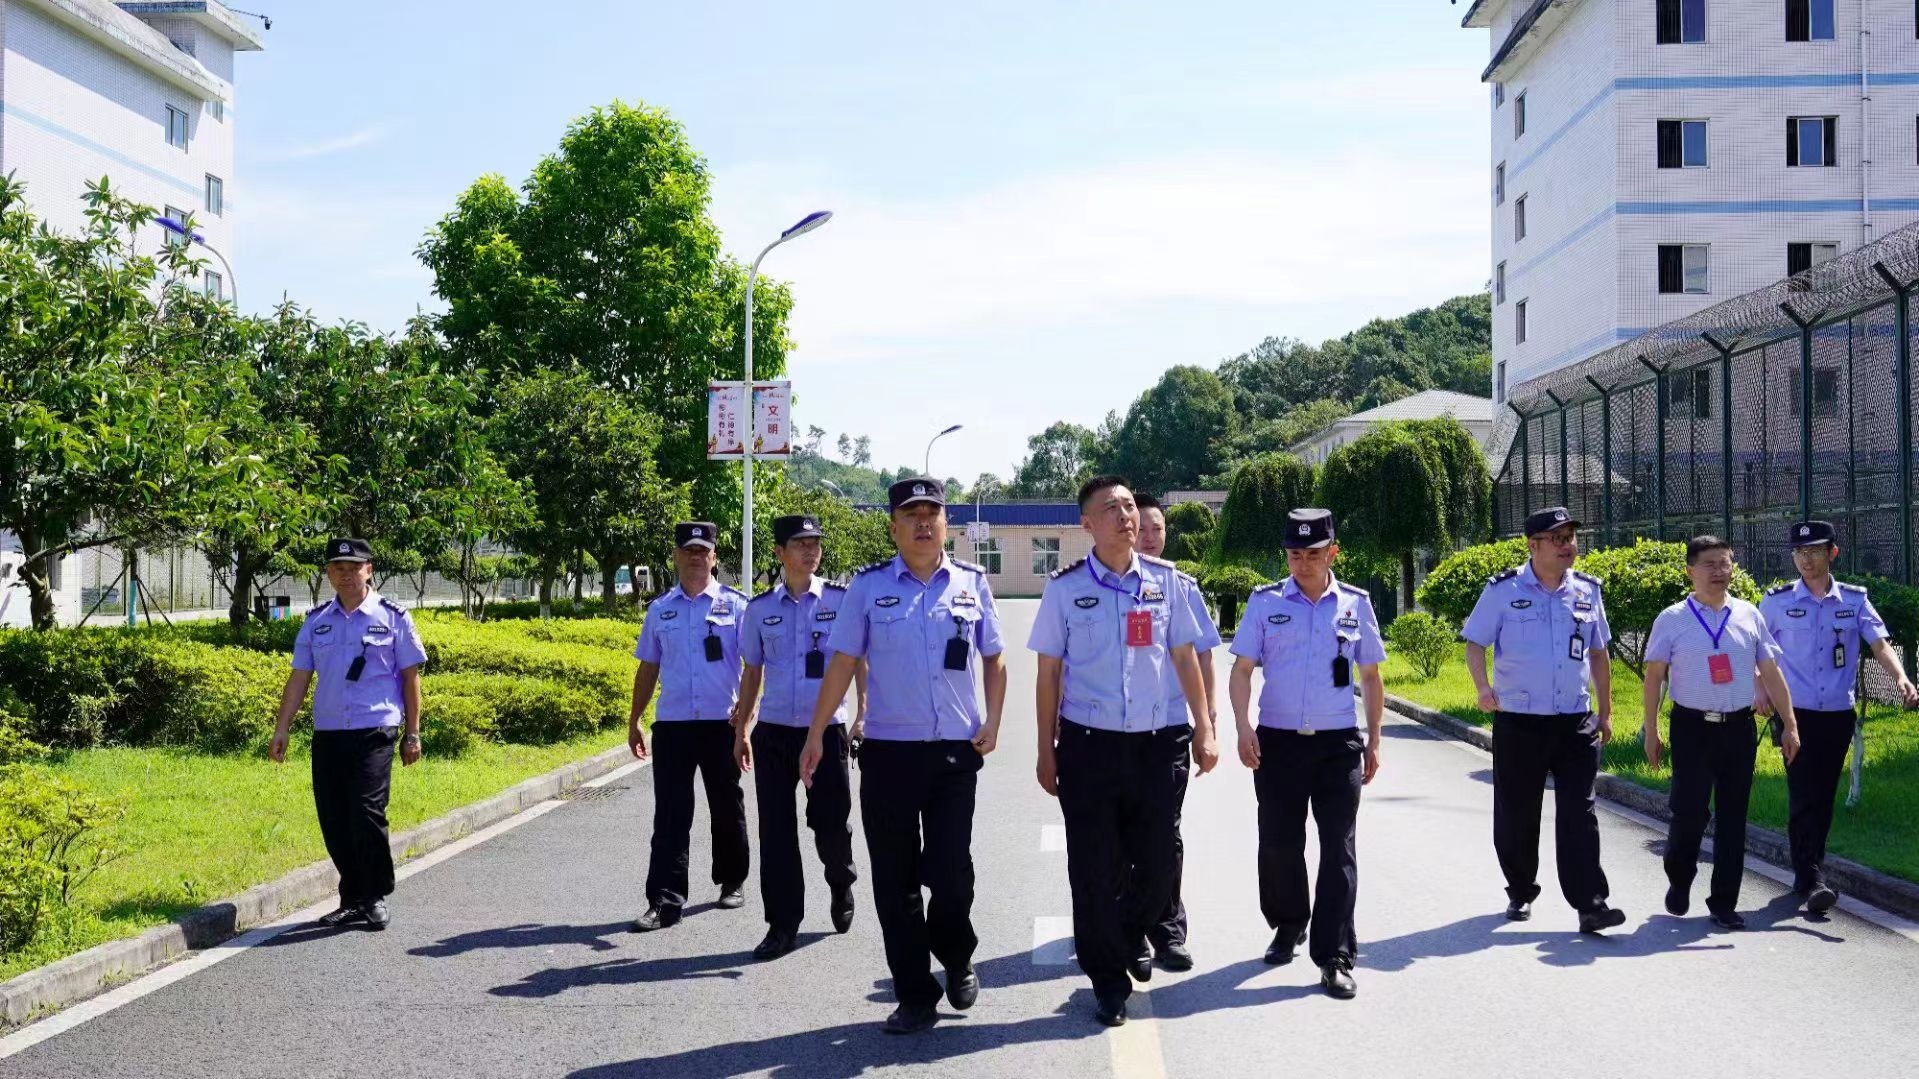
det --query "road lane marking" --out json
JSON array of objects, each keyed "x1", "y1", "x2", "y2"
[
  {"x1": 1040, "y1": 824, "x2": 1067, "y2": 852},
  {"x1": 1031, "y1": 916, "x2": 1075, "y2": 965},
  {"x1": 1108, "y1": 988, "x2": 1169, "y2": 1079}
]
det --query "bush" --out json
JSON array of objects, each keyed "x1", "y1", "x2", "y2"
[
  {"x1": 416, "y1": 693, "x2": 494, "y2": 757},
  {"x1": 161, "y1": 617, "x2": 307, "y2": 655},
  {"x1": 1216, "y1": 454, "x2": 1315, "y2": 564},
  {"x1": 479, "y1": 596, "x2": 643, "y2": 623},
  {"x1": 1416, "y1": 537, "x2": 1531, "y2": 625},
  {"x1": 414, "y1": 615, "x2": 635, "y2": 706},
  {"x1": 1575, "y1": 539, "x2": 1759, "y2": 675},
  {"x1": 1163, "y1": 501, "x2": 1217, "y2": 563},
  {"x1": 0, "y1": 765, "x2": 122, "y2": 952},
  {"x1": 1833, "y1": 574, "x2": 1919, "y2": 647},
  {"x1": 423, "y1": 672, "x2": 611, "y2": 745},
  {"x1": 1199, "y1": 564, "x2": 1271, "y2": 603},
  {"x1": 1387, "y1": 611, "x2": 1456, "y2": 680}
]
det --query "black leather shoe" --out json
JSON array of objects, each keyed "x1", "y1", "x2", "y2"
[
  {"x1": 1095, "y1": 994, "x2": 1128, "y2": 1027},
  {"x1": 317, "y1": 905, "x2": 364, "y2": 927},
  {"x1": 362, "y1": 899, "x2": 390, "y2": 931},
  {"x1": 1806, "y1": 884, "x2": 1839, "y2": 914},
  {"x1": 1128, "y1": 948, "x2": 1153, "y2": 983},
  {"x1": 632, "y1": 906, "x2": 679, "y2": 932},
  {"x1": 1505, "y1": 899, "x2": 1532, "y2": 922},
  {"x1": 1155, "y1": 940, "x2": 1194, "y2": 972},
  {"x1": 1578, "y1": 905, "x2": 1627, "y2": 935},
  {"x1": 945, "y1": 965, "x2": 979, "y2": 1011},
  {"x1": 1664, "y1": 882, "x2": 1690, "y2": 917},
  {"x1": 1710, "y1": 908, "x2": 1747, "y2": 930},
  {"x1": 883, "y1": 1005, "x2": 939, "y2": 1035},
  {"x1": 1263, "y1": 926, "x2": 1307, "y2": 966},
  {"x1": 753, "y1": 927, "x2": 797, "y2": 961},
  {"x1": 1320, "y1": 961, "x2": 1357, "y2": 1000},
  {"x1": 716, "y1": 885, "x2": 746, "y2": 910},
  {"x1": 830, "y1": 884, "x2": 856, "y2": 934}
]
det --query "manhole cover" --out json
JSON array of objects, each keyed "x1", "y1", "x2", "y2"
[{"x1": 558, "y1": 785, "x2": 627, "y2": 802}]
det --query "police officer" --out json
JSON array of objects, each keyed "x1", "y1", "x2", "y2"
[
  {"x1": 628, "y1": 522, "x2": 752, "y2": 932},
  {"x1": 734, "y1": 514, "x2": 865, "y2": 960},
  {"x1": 1029, "y1": 477, "x2": 1217, "y2": 1027},
  {"x1": 1132, "y1": 494, "x2": 1218, "y2": 973},
  {"x1": 270, "y1": 538, "x2": 426, "y2": 931},
  {"x1": 1228, "y1": 509, "x2": 1382, "y2": 1000},
  {"x1": 1757, "y1": 520, "x2": 1919, "y2": 913},
  {"x1": 1461, "y1": 507, "x2": 1628, "y2": 934},
  {"x1": 799, "y1": 476, "x2": 1006, "y2": 1036},
  {"x1": 1642, "y1": 535, "x2": 1802, "y2": 929}
]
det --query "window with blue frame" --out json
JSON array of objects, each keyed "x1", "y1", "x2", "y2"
[
  {"x1": 1787, "y1": 0, "x2": 1835, "y2": 41},
  {"x1": 1657, "y1": 119, "x2": 1708, "y2": 167},
  {"x1": 1656, "y1": 0, "x2": 1707, "y2": 43}
]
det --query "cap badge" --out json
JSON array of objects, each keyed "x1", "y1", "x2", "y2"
[{"x1": 1298, "y1": 524, "x2": 1310, "y2": 535}]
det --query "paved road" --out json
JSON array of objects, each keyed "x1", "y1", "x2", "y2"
[{"x1": 6, "y1": 599, "x2": 1918, "y2": 1078}]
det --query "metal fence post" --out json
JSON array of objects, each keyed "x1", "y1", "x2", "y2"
[
  {"x1": 1544, "y1": 390, "x2": 1570, "y2": 511},
  {"x1": 1641, "y1": 356, "x2": 1667, "y2": 541},
  {"x1": 1587, "y1": 376, "x2": 1612, "y2": 546},
  {"x1": 1781, "y1": 303, "x2": 1818, "y2": 520},
  {"x1": 1874, "y1": 262, "x2": 1914, "y2": 587},
  {"x1": 1511, "y1": 402, "x2": 1530, "y2": 519},
  {"x1": 1702, "y1": 333, "x2": 1736, "y2": 539}
]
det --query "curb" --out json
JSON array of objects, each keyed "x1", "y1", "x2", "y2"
[
  {"x1": 1384, "y1": 695, "x2": 1919, "y2": 923},
  {"x1": 0, "y1": 743, "x2": 634, "y2": 1026}
]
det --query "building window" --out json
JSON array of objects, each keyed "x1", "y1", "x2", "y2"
[
  {"x1": 1789, "y1": 368, "x2": 1841, "y2": 417},
  {"x1": 1493, "y1": 82, "x2": 1505, "y2": 107},
  {"x1": 1515, "y1": 195, "x2": 1528, "y2": 241},
  {"x1": 1494, "y1": 162, "x2": 1505, "y2": 205},
  {"x1": 1788, "y1": 116, "x2": 1838, "y2": 166},
  {"x1": 1514, "y1": 92, "x2": 1527, "y2": 138},
  {"x1": 1657, "y1": 244, "x2": 1710, "y2": 294},
  {"x1": 1657, "y1": 119, "x2": 1708, "y2": 167},
  {"x1": 1787, "y1": 241, "x2": 1839, "y2": 275},
  {"x1": 204, "y1": 269, "x2": 223, "y2": 300},
  {"x1": 1515, "y1": 299, "x2": 1528, "y2": 344},
  {"x1": 1787, "y1": 0, "x2": 1836, "y2": 41},
  {"x1": 1657, "y1": 0, "x2": 1707, "y2": 42},
  {"x1": 163, "y1": 205, "x2": 189, "y2": 248},
  {"x1": 211, "y1": 100, "x2": 225, "y2": 123},
  {"x1": 974, "y1": 537, "x2": 1002, "y2": 575},
  {"x1": 205, "y1": 175, "x2": 224, "y2": 217},
  {"x1": 1669, "y1": 366, "x2": 1714, "y2": 419},
  {"x1": 165, "y1": 105, "x2": 190, "y2": 150},
  {"x1": 1495, "y1": 261, "x2": 1507, "y2": 304},
  {"x1": 1031, "y1": 537, "x2": 1060, "y2": 576},
  {"x1": 1496, "y1": 361, "x2": 1508, "y2": 403}
]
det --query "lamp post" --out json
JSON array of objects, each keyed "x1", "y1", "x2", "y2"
[
  {"x1": 743, "y1": 210, "x2": 832, "y2": 586},
  {"x1": 925, "y1": 423, "x2": 963, "y2": 477},
  {"x1": 156, "y1": 217, "x2": 236, "y2": 306}
]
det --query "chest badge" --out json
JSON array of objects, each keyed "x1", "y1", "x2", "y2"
[
  {"x1": 1075, "y1": 596, "x2": 1101, "y2": 609},
  {"x1": 1510, "y1": 599, "x2": 1533, "y2": 610},
  {"x1": 1786, "y1": 608, "x2": 1807, "y2": 618},
  {"x1": 1573, "y1": 600, "x2": 1593, "y2": 612},
  {"x1": 313, "y1": 624, "x2": 333, "y2": 636},
  {"x1": 1268, "y1": 614, "x2": 1291, "y2": 625},
  {"x1": 659, "y1": 609, "x2": 679, "y2": 620},
  {"x1": 950, "y1": 592, "x2": 978, "y2": 608},
  {"x1": 762, "y1": 615, "x2": 783, "y2": 625},
  {"x1": 875, "y1": 596, "x2": 901, "y2": 608}
]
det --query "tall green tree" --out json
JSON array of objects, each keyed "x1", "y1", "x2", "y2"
[
  {"x1": 1010, "y1": 421, "x2": 1098, "y2": 498},
  {"x1": 1316, "y1": 418, "x2": 1490, "y2": 612},
  {"x1": 1102, "y1": 366, "x2": 1238, "y2": 493},
  {"x1": 1216, "y1": 454, "x2": 1315, "y2": 567}
]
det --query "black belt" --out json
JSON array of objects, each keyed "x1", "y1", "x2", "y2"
[{"x1": 1671, "y1": 705, "x2": 1754, "y2": 725}]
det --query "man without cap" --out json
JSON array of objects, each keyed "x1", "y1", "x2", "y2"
[
  {"x1": 1461, "y1": 507, "x2": 1627, "y2": 933},
  {"x1": 1228, "y1": 509, "x2": 1383, "y2": 999},
  {"x1": 1642, "y1": 535, "x2": 1801, "y2": 929},
  {"x1": 733, "y1": 513, "x2": 866, "y2": 960},
  {"x1": 1757, "y1": 520, "x2": 1919, "y2": 913},
  {"x1": 628, "y1": 522, "x2": 752, "y2": 932},
  {"x1": 270, "y1": 538, "x2": 427, "y2": 930},
  {"x1": 801, "y1": 476, "x2": 1007, "y2": 1035}
]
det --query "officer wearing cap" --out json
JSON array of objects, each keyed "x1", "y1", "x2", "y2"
[
  {"x1": 1461, "y1": 507, "x2": 1627, "y2": 934},
  {"x1": 733, "y1": 513, "x2": 866, "y2": 960},
  {"x1": 1132, "y1": 492, "x2": 1220, "y2": 973},
  {"x1": 270, "y1": 538, "x2": 427, "y2": 931},
  {"x1": 1227, "y1": 509, "x2": 1383, "y2": 1000},
  {"x1": 799, "y1": 476, "x2": 1006, "y2": 1035},
  {"x1": 1757, "y1": 520, "x2": 1919, "y2": 913},
  {"x1": 1642, "y1": 535, "x2": 1801, "y2": 929},
  {"x1": 628, "y1": 521, "x2": 752, "y2": 932},
  {"x1": 1028, "y1": 476, "x2": 1217, "y2": 1027}
]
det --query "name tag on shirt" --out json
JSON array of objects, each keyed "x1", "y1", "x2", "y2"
[
  {"x1": 1337, "y1": 616, "x2": 1359, "y2": 630},
  {"x1": 1140, "y1": 585, "x2": 1165, "y2": 604},
  {"x1": 1707, "y1": 653, "x2": 1733, "y2": 685},
  {"x1": 815, "y1": 611, "x2": 837, "y2": 621},
  {"x1": 1573, "y1": 600, "x2": 1593, "y2": 612},
  {"x1": 1835, "y1": 609, "x2": 1856, "y2": 620},
  {"x1": 1126, "y1": 609, "x2": 1153, "y2": 647}
]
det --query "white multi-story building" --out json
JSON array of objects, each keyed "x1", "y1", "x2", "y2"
[
  {"x1": 1460, "y1": 0, "x2": 1919, "y2": 402},
  {"x1": 0, "y1": 0, "x2": 263, "y2": 626}
]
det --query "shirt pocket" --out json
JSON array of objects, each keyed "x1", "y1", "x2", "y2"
[
  {"x1": 871, "y1": 608, "x2": 915, "y2": 652},
  {"x1": 359, "y1": 633, "x2": 398, "y2": 676},
  {"x1": 1260, "y1": 613, "x2": 1306, "y2": 661},
  {"x1": 1065, "y1": 607, "x2": 1111, "y2": 659}
]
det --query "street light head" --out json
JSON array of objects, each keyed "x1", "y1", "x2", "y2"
[
  {"x1": 155, "y1": 217, "x2": 205, "y2": 245},
  {"x1": 781, "y1": 210, "x2": 833, "y2": 241},
  {"x1": 940, "y1": 424, "x2": 963, "y2": 436}
]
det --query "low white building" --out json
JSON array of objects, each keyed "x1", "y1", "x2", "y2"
[
  {"x1": 0, "y1": 0, "x2": 264, "y2": 626},
  {"x1": 1287, "y1": 389, "x2": 1496, "y2": 467}
]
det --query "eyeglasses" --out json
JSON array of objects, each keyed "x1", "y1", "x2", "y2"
[{"x1": 1533, "y1": 533, "x2": 1578, "y2": 547}]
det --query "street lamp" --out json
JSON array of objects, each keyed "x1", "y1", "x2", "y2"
[
  {"x1": 924, "y1": 423, "x2": 962, "y2": 477},
  {"x1": 156, "y1": 217, "x2": 236, "y2": 306},
  {"x1": 818, "y1": 479, "x2": 846, "y2": 500},
  {"x1": 743, "y1": 210, "x2": 833, "y2": 584}
]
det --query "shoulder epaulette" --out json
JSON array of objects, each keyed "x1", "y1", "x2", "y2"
[
  {"x1": 1336, "y1": 581, "x2": 1369, "y2": 597},
  {"x1": 750, "y1": 587, "x2": 778, "y2": 603},
  {"x1": 1765, "y1": 581, "x2": 1794, "y2": 596},
  {"x1": 1051, "y1": 557, "x2": 1088, "y2": 580},
  {"x1": 854, "y1": 560, "x2": 891, "y2": 577},
  {"x1": 307, "y1": 600, "x2": 332, "y2": 617},
  {"x1": 379, "y1": 597, "x2": 407, "y2": 614},
  {"x1": 1140, "y1": 553, "x2": 1175, "y2": 568},
  {"x1": 1487, "y1": 566, "x2": 1521, "y2": 585},
  {"x1": 951, "y1": 558, "x2": 987, "y2": 574},
  {"x1": 1837, "y1": 580, "x2": 1867, "y2": 594},
  {"x1": 1251, "y1": 581, "x2": 1284, "y2": 595},
  {"x1": 823, "y1": 582, "x2": 848, "y2": 592},
  {"x1": 1571, "y1": 570, "x2": 1603, "y2": 589}
]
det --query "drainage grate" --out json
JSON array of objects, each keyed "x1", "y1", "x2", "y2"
[{"x1": 558, "y1": 785, "x2": 627, "y2": 802}]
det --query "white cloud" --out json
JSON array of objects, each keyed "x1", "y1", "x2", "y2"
[{"x1": 253, "y1": 123, "x2": 397, "y2": 164}]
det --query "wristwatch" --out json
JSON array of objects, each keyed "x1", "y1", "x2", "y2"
[{"x1": 402, "y1": 732, "x2": 422, "y2": 744}]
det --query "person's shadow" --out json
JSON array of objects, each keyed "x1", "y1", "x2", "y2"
[{"x1": 408, "y1": 921, "x2": 632, "y2": 959}]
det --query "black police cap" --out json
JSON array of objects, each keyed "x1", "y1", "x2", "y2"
[
  {"x1": 1523, "y1": 506, "x2": 1581, "y2": 537},
  {"x1": 675, "y1": 522, "x2": 718, "y2": 550},
  {"x1": 1789, "y1": 520, "x2": 1836, "y2": 548},
  {"x1": 324, "y1": 537, "x2": 372, "y2": 563},
  {"x1": 774, "y1": 514, "x2": 825, "y2": 545},
  {"x1": 1281, "y1": 508, "x2": 1336, "y2": 549},
  {"x1": 888, "y1": 476, "x2": 946, "y2": 512}
]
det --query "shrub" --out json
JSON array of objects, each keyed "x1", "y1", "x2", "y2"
[
  {"x1": 1162, "y1": 501, "x2": 1217, "y2": 563},
  {"x1": 414, "y1": 616, "x2": 635, "y2": 705},
  {"x1": 140, "y1": 641, "x2": 292, "y2": 752},
  {"x1": 0, "y1": 766, "x2": 122, "y2": 952},
  {"x1": 417, "y1": 693, "x2": 494, "y2": 757},
  {"x1": 0, "y1": 699, "x2": 47, "y2": 766},
  {"x1": 1199, "y1": 565, "x2": 1271, "y2": 603},
  {"x1": 1216, "y1": 454, "x2": 1314, "y2": 565},
  {"x1": 1575, "y1": 539, "x2": 1759, "y2": 675},
  {"x1": 1388, "y1": 611, "x2": 1456, "y2": 680},
  {"x1": 423, "y1": 672, "x2": 611, "y2": 745},
  {"x1": 479, "y1": 596, "x2": 643, "y2": 623},
  {"x1": 1835, "y1": 574, "x2": 1919, "y2": 647},
  {"x1": 1416, "y1": 537, "x2": 1531, "y2": 625}
]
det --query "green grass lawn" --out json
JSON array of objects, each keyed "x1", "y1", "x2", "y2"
[
  {"x1": 1382, "y1": 644, "x2": 1919, "y2": 885},
  {"x1": 1, "y1": 730, "x2": 625, "y2": 982}
]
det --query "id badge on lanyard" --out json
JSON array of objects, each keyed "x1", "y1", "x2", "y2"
[
  {"x1": 1126, "y1": 609, "x2": 1153, "y2": 647},
  {"x1": 1689, "y1": 598, "x2": 1735, "y2": 686}
]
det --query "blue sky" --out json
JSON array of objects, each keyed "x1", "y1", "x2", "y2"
[{"x1": 236, "y1": 0, "x2": 1493, "y2": 480}]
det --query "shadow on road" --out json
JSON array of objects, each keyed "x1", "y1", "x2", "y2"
[{"x1": 408, "y1": 921, "x2": 632, "y2": 958}]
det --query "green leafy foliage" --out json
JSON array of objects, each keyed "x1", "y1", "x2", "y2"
[
  {"x1": 1387, "y1": 611, "x2": 1456, "y2": 680},
  {"x1": 421, "y1": 673, "x2": 608, "y2": 746},
  {"x1": 1828, "y1": 574, "x2": 1919, "y2": 647},
  {"x1": 1199, "y1": 565, "x2": 1271, "y2": 602},
  {"x1": 0, "y1": 765, "x2": 122, "y2": 951},
  {"x1": 1099, "y1": 366, "x2": 1240, "y2": 494},
  {"x1": 1416, "y1": 537, "x2": 1531, "y2": 625},
  {"x1": 1216, "y1": 454, "x2": 1314, "y2": 565},
  {"x1": 1162, "y1": 501, "x2": 1217, "y2": 563}
]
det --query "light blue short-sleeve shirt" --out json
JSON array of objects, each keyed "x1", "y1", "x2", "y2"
[
  {"x1": 1228, "y1": 573, "x2": 1385, "y2": 733},
  {"x1": 825, "y1": 555, "x2": 1002, "y2": 742},
  {"x1": 1645, "y1": 595, "x2": 1780, "y2": 713},
  {"x1": 1759, "y1": 577, "x2": 1888, "y2": 711},
  {"x1": 1460, "y1": 562, "x2": 1612, "y2": 716},
  {"x1": 740, "y1": 577, "x2": 850, "y2": 728},
  {"x1": 634, "y1": 579, "x2": 749, "y2": 722},
  {"x1": 292, "y1": 592, "x2": 428, "y2": 731},
  {"x1": 1026, "y1": 552, "x2": 1202, "y2": 732},
  {"x1": 1166, "y1": 572, "x2": 1222, "y2": 712}
]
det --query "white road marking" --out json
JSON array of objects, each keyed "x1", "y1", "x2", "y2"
[
  {"x1": 1040, "y1": 824, "x2": 1067, "y2": 852},
  {"x1": 1107, "y1": 988, "x2": 1169, "y2": 1079},
  {"x1": 0, "y1": 759, "x2": 648, "y2": 1058},
  {"x1": 1031, "y1": 916, "x2": 1075, "y2": 965}
]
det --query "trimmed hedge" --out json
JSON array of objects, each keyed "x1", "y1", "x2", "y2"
[
  {"x1": 479, "y1": 597, "x2": 643, "y2": 623},
  {"x1": 423, "y1": 672, "x2": 614, "y2": 747},
  {"x1": 1415, "y1": 537, "x2": 1529, "y2": 625}
]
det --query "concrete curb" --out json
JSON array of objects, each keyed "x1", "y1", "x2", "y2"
[
  {"x1": 1384, "y1": 694, "x2": 1919, "y2": 923},
  {"x1": 0, "y1": 743, "x2": 633, "y2": 1026}
]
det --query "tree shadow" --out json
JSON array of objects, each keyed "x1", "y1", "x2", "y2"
[
  {"x1": 408, "y1": 921, "x2": 632, "y2": 958},
  {"x1": 97, "y1": 891, "x2": 208, "y2": 925}
]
